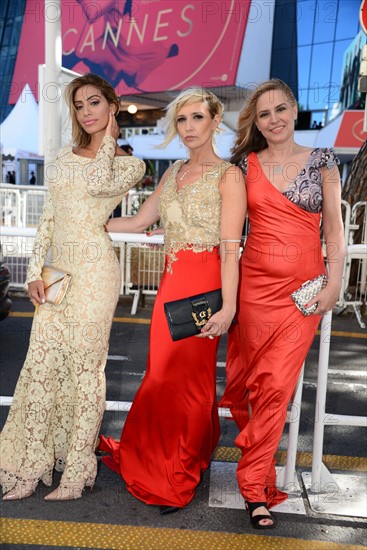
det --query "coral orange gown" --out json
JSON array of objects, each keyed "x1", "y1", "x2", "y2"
[
  {"x1": 220, "y1": 148, "x2": 340, "y2": 507},
  {"x1": 100, "y1": 160, "x2": 232, "y2": 507}
]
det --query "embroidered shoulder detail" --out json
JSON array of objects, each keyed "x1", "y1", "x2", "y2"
[
  {"x1": 283, "y1": 148, "x2": 340, "y2": 214},
  {"x1": 312, "y1": 148, "x2": 340, "y2": 170},
  {"x1": 238, "y1": 155, "x2": 248, "y2": 176}
]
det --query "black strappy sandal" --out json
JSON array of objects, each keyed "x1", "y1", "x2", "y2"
[{"x1": 245, "y1": 501, "x2": 277, "y2": 529}]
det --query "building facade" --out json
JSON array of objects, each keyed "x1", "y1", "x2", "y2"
[{"x1": 0, "y1": 0, "x2": 365, "y2": 164}]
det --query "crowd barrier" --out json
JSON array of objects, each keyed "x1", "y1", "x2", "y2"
[
  {"x1": 0, "y1": 183, "x2": 149, "y2": 226},
  {"x1": 1, "y1": 183, "x2": 366, "y2": 324}
]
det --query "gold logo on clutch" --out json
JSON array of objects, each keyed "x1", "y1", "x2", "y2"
[{"x1": 192, "y1": 307, "x2": 212, "y2": 327}]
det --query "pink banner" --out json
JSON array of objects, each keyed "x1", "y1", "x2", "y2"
[{"x1": 11, "y1": 0, "x2": 251, "y2": 103}]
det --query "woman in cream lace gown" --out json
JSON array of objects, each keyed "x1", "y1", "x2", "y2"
[
  {"x1": 99, "y1": 88, "x2": 247, "y2": 514},
  {"x1": 0, "y1": 74, "x2": 145, "y2": 501}
]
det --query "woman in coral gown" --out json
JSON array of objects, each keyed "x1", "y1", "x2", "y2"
[
  {"x1": 220, "y1": 79, "x2": 345, "y2": 529},
  {"x1": 99, "y1": 87, "x2": 247, "y2": 513},
  {"x1": 0, "y1": 74, "x2": 145, "y2": 501}
]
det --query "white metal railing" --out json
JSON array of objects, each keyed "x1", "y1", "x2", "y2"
[
  {"x1": 1, "y1": 184, "x2": 48, "y2": 227},
  {"x1": 121, "y1": 190, "x2": 153, "y2": 217},
  {"x1": 1, "y1": 227, "x2": 164, "y2": 314},
  {"x1": 1, "y1": 186, "x2": 22, "y2": 226},
  {"x1": 0, "y1": 183, "x2": 152, "y2": 223},
  {"x1": 125, "y1": 241, "x2": 165, "y2": 314},
  {"x1": 336, "y1": 200, "x2": 367, "y2": 328},
  {"x1": 277, "y1": 364, "x2": 305, "y2": 491},
  {"x1": 2, "y1": 195, "x2": 366, "y2": 323},
  {"x1": 304, "y1": 310, "x2": 367, "y2": 496}
]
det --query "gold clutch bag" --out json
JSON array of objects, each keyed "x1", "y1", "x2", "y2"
[
  {"x1": 41, "y1": 266, "x2": 72, "y2": 305},
  {"x1": 290, "y1": 274, "x2": 327, "y2": 316}
]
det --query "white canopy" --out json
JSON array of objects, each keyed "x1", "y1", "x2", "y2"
[{"x1": 0, "y1": 84, "x2": 42, "y2": 160}]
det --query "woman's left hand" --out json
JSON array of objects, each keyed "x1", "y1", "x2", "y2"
[
  {"x1": 197, "y1": 309, "x2": 235, "y2": 339},
  {"x1": 307, "y1": 284, "x2": 341, "y2": 315},
  {"x1": 105, "y1": 112, "x2": 120, "y2": 140}
]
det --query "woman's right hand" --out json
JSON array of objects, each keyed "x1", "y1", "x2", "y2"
[
  {"x1": 28, "y1": 280, "x2": 46, "y2": 305},
  {"x1": 146, "y1": 227, "x2": 164, "y2": 249},
  {"x1": 105, "y1": 112, "x2": 120, "y2": 140}
]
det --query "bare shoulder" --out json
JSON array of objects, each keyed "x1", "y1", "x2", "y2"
[
  {"x1": 297, "y1": 144, "x2": 313, "y2": 154},
  {"x1": 220, "y1": 163, "x2": 245, "y2": 183},
  {"x1": 295, "y1": 145, "x2": 314, "y2": 160}
]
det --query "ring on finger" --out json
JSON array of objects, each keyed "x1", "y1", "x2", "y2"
[{"x1": 208, "y1": 335, "x2": 214, "y2": 340}]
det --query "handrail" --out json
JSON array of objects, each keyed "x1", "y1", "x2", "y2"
[{"x1": 1, "y1": 225, "x2": 164, "y2": 245}]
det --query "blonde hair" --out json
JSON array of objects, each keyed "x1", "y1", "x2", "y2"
[
  {"x1": 231, "y1": 79, "x2": 297, "y2": 164},
  {"x1": 158, "y1": 87, "x2": 224, "y2": 148},
  {"x1": 65, "y1": 73, "x2": 120, "y2": 148}
]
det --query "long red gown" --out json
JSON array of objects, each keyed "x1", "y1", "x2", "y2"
[
  {"x1": 100, "y1": 160, "x2": 232, "y2": 507},
  {"x1": 220, "y1": 148, "x2": 339, "y2": 508}
]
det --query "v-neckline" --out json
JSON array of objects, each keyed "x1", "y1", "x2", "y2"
[{"x1": 253, "y1": 149, "x2": 316, "y2": 195}]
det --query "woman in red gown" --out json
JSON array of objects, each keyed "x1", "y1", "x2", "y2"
[
  {"x1": 220, "y1": 79, "x2": 345, "y2": 528},
  {"x1": 99, "y1": 88, "x2": 247, "y2": 513}
]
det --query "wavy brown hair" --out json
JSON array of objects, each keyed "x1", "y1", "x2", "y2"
[
  {"x1": 231, "y1": 79, "x2": 297, "y2": 164},
  {"x1": 65, "y1": 73, "x2": 120, "y2": 148}
]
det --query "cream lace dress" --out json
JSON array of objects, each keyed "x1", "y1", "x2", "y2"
[{"x1": 0, "y1": 136, "x2": 145, "y2": 494}]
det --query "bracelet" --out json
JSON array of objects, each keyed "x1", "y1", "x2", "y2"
[{"x1": 220, "y1": 239, "x2": 241, "y2": 243}]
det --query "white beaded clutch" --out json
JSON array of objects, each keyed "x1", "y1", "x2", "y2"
[{"x1": 290, "y1": 274, "x2": 328, "y2": 316}]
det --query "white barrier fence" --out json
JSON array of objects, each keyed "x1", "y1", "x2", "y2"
[
  {"x1": 1, "y1": 183, "x2": 366, "y2": 323},
  {"x1": 300, "y1": 310, "x2": 367, "y2": 517},
  {"x1": 0, "y1": 183, "x2": 150, "y2": 226},
  {"x1": 2, "y1": 230, "x2": 366, "y2": 323},
  {"x1": 0, "y1": 226, "x2": 165, "y2": 315}
]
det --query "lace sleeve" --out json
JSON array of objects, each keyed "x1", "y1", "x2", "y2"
[
  {"x1": 86, "y1": 136, "x2": 146, "y2": 197},
  {"x1": 25, "y1": 192, "x2": 55, "y2": 283}
]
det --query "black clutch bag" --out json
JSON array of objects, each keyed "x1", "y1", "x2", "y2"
[{"x1": 164, "y1": 289, "x2": 222, "y2": 341}]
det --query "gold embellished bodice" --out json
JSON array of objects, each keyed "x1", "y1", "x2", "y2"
[{"x1": 158, "y1": 160, "x2": 232, "y2": 272}]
